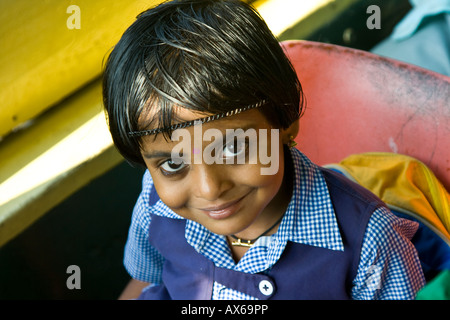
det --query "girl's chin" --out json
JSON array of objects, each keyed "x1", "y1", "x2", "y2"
[{"x1": 203, "y1": 215, "x2": 259, "y2": 238}]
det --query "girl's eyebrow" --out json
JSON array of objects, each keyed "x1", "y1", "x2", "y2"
[{"x1": 142, "y1": 151, "x2": 173, "y2": 159}]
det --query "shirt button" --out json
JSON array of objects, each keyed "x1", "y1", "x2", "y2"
[{"x1": 258, "y1": 280, "x2": 274, "y2": 296}]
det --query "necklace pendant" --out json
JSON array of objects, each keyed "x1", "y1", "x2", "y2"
[{"x1": 231, "y1": 238, "x2": 254, "y2": 247}]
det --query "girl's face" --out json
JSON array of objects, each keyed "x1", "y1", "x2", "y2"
[{"x1": 139, "y1": 108, "x2": 295, "y2": 239}]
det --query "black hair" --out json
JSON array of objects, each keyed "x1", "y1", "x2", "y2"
[{"x1": 103, "y1": 0, "x2": 304, "y2": 167}]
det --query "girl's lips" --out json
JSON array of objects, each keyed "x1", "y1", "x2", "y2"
[{"x1": 199, "y1": 194, "x2": 248, "y2": 220}]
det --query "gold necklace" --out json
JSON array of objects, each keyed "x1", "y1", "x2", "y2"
[{"x1": 230, "y1": 214, "x2": 284, "y2": 247}]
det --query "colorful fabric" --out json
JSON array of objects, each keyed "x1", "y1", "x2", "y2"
[
  {"x1": 416, "y1": 270, "x2": 450, "y2": 300},
  {"x1": 327, "y1": 152, "x2": 450, "y2": 243}
]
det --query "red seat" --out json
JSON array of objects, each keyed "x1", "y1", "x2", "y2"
[{"x1": 283, "y1": 40, "x2": 450, "y2": 191}]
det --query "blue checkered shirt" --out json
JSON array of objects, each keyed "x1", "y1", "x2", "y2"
[{"x1": 123, "y1": 148, "x2": 425, "y2": 300}]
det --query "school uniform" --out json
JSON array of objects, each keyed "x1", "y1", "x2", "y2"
[{"x1": 123, "y1": 148, "x2": 425, "y2": 299}]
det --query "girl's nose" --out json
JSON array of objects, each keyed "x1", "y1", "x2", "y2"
[{"x1": 191, "y1": 164, "x2": 233, "y2": 201}]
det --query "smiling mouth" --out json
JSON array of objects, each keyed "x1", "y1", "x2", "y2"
[{"x1": 199, "y1": 193, "x2": 250, "y2": 220}]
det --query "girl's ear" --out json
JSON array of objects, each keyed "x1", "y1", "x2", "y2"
[{"x1": 280, "y1": 120, "x2": 299, "y2": 145}]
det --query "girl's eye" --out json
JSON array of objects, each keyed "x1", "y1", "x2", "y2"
[
  {"x1": 222, "y1": 138, "x2": 247, "y2": 159},
  {"x1": 159, "y1": 159, "x2": 187, "y2": 176}
]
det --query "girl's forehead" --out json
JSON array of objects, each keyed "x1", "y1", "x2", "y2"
[
  {"x1": 171, "y1": 107, "x2": 270, "y2": 130},
  {"x1": 139, "y1": 105, "x2": 214, "y2": 131},
  {"x1": 141, "y1": 104, "x2": 268, "y2": 132},
  {"x1": 139, "y1": 105, "x2": 205, "y2": 127},
  {"x1": 172, "y1": 106, "x2": 212, "y2": 123}
]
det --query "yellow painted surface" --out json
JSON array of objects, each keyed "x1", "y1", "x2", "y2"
[
  {"x1": 0, "y1": 79, "x2": 123, "y2": 245},
  {"x1": 0, "y1": 0, "x2": 160, "y2": 138},
  {"x1": 0, "y1": 0, "x2": 358, "y2": 247}
]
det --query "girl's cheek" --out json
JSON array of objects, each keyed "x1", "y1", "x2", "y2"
[
  {"x1": 148, "y1": 171, "x2": 189, "y2": 209},
  {"x1": 156, "y1": 182, "x2": 188, "y2": 208},
  {"x1": 233, "y1": 164, "x2": 283, "y2": 189}
]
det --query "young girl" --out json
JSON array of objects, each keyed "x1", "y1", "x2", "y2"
[{"x1": 102, "y1": 0, "x2": 425, "y2": 299}]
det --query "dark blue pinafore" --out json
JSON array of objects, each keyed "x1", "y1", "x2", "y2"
[{"x1": 137, "y1": 168, "x2": 384, "y2": 300}]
